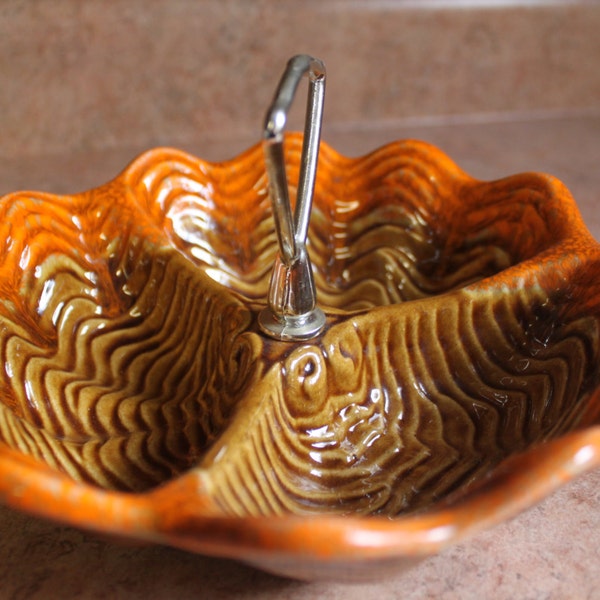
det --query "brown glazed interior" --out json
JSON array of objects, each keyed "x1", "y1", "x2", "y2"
[{"x1": 0, "y1": 134, "x2": 599, "y2": 529}]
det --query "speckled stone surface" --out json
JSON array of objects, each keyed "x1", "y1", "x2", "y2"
[{"x1": 0, "y1": 0, "x2": 599, "y2": 597}]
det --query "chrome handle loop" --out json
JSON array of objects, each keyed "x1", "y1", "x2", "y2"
[{"x1": 258, "y1": 55, "x2": 326, "y2": 341}]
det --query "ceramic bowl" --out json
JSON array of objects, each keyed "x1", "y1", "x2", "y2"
[{"x1": 0, "y1": 134, "x2": 599, "y2": 581}]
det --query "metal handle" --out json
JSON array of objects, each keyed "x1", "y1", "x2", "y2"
[{"x1": 258, "y1": 55, "x2": 326, "y2": 341}]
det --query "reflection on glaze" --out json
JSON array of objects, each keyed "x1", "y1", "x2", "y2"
[{"x1": 205, "y1": 288, "x2": 599, "y2": 516}]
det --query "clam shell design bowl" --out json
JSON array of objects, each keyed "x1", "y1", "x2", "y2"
[{"x1": 0, "y1": 134, "x2": 599, "y2": 581}]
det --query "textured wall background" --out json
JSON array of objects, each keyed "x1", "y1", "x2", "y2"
[{"x1": 0, "y1": 0, "x2": 599, "y2": 159}]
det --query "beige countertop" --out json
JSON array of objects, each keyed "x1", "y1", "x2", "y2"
[{"x1": 0, "y1": 114, "x2": 599, "y2": 599}]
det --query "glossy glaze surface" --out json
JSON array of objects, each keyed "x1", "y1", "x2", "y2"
[{"x1": 0, "y1": 135, "x2": 599, "y2": 579}]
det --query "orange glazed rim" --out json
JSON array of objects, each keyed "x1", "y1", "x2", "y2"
[
  {"x1": 0, "y1": 136, "x2": 599, "y2": 581},
  {"x1": 1, "y1": 427, "x2": 600, "y2": 574}
]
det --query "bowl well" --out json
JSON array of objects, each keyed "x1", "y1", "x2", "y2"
[{"x1": 0, "y1": 135, "x2": 599, "y2": 579}]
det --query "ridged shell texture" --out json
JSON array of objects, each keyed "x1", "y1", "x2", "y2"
[{"x1": 0, "y1": 135, "x2": 599, "y2": 518}]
